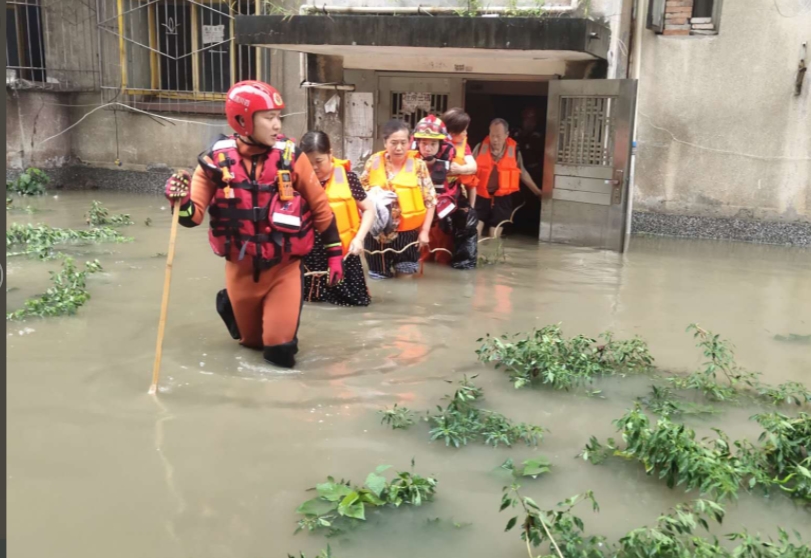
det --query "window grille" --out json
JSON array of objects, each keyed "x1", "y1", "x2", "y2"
[
  {"x1": 6, "y1": 0, "x2": 99, "y2": 91},
  {"x1": 97, "y1": 0, "x2": 268, "y2": 113},
  {"x1": 556, "y1": 96, "x2": 615, "y2": 167},
  {"x1": 390, "y1": 92, "x2": 449, "y2": 130}
]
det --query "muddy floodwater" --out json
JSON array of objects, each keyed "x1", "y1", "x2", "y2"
[{"x1": 7, "y1": 192, "x2": 811, "y2": 558}]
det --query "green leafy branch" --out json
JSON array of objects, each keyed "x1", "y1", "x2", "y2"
[
  {"x1": 86, "y1": 200, "x2": 134, "y2": 226},
  {"x1": 7, "y1": 167, "x2": 49, "y2": 196},
  {"x1": 477, "y1": 324, "x2": 654, "y2": 391},
  {"x1": 7, "y1": 257, "x2": 104, "y2": 321},
  {"x1": 379, "y1": 375, "x2": 545, "y2": 449},
  {"x1": 666, "y1": 325, "x2": 811, "y2": 407},
  {"x1": 7, "y1": 223, "x2": 132, "y2": 259},
  {"x1": 500, "y1": 488, "x2": 811, "y2": 557},
  {"x1": 582, "y1": 405, "x2": 811, "y2": 503},
  {"x1": 295, "y1": 463, "x2": 437, "y2": 536}
]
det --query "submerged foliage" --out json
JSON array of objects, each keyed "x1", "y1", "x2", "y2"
[
  {"x1": 500, "y1": 457, "x2": 553, "y2": 480},
  {"x1": 379, "y1": 375, "x2": 545, "y2": 449},
  {"x1": 86, "y1": 200, "x2": 134, "y2": 226},
  {"x1": 7, "y1": 222, "x2": 131, "y2": 259},
  {"x1": 6, "y1": 196, "x2": 38, "y2": 214},
  {"x1": 378, "y1": 404, "x2": 415, "y2": 430},
  {"x1": 295, "y1": 464, "x2": 437, "y2": 535},
  {"x1": 639, "y1": 385, "x2": 722, "y2": 419},
  {"x1": 7, "y1": 257, "x2": 103, "y2": 321},
  {"x1": 476, "y1": 324, "x2": 654, "y2": 390},
  {"x1": 582, "y1": 406, "x2": 811, "y2": 504},
  {"x1": 288, "y1": 549, "x2": 332, "y2": 558},
  {"x1": 668, "y1": 325, "x2": 811, "y2": 407},
  {"x1": 500, "y1": 488, "x2": 811, "y2": 558},
  {"x1": 7, "y1": 167, "x2": 49, "y2": 196}
]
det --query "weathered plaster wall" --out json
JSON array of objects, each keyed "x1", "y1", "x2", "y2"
[
  {"x1": 6, "y1": 91, "x2": 73, "y2": 170},
  {"x1": 634, "y1": 0, "x2": 811, "y2": 222},
  {"x1": 66, "y1": 93, "x2": 230, "y2": 171}
]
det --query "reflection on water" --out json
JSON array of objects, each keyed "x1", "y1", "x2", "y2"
[{"x1": 7, "y1": 192, "x2": 811, "y2": 557}]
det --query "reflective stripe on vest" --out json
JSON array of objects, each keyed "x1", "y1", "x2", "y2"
[{"x1": 325, "y1": 160, "x2": 361, "y2": 256}]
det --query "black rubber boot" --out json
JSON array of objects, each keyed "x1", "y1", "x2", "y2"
[
  {"x1": 216, "y1": 289, "x2": 241, "y2": 340},
  {"x1": 263, "y1": 340, "x2": 298, "y2": 368}
]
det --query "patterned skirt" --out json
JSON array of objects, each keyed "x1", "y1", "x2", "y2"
[
  {"x1": 303, "y1": 231, "x2": 371, "y2": 307},
  {"x1": 364, "y1": 229, "x2": 420, "y2": 279}
]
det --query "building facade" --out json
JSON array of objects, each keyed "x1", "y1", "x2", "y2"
[{"x1": 6, "y1": 0, "x2": 811, "y2": 247}]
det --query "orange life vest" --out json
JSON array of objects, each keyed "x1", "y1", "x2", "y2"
[
  {"x1": 325, "y1": 158, "x2": 360, "y2": 256},
  {"x1": 475, "y1": 137, "x2": 521, "y2": 199},
  {"x1": 368, "y1": 151, "x2": 427, "y2": 232},
  {"x1": 449, "y1": 136, "x2": 478, "y2": 188}
]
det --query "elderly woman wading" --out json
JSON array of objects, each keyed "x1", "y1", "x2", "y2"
[{"x1": 360, "y1": 120, "x2": 437, "y2": 279}]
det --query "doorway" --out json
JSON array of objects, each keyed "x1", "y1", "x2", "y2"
[{"x1": 464, "y1": 80, "x2": 549, "y2": 238}]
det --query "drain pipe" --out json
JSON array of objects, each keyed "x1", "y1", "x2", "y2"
[
  {"x1": 624, "y1": 0, "x2": 645, "y2": 252},
  {"x1": 299, "y1": 3, "x2": 577, "y2": 15}
]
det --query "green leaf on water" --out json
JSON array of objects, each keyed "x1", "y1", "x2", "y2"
[
  {"x1": 316, "y1": 481, "x2": 353, "y2": 502},
  {"x1": 364, "y1": 472, "x2": 388, "y2": 497},
  {"x1": 337, "y1": 492, "x2": 365, "y2": 520},
  {"x1": 296, "y1": 498, "x2": 337, "y2": 517},
  {"x1": 520, "y1": 457, "x2": 552, "y2": 478}
]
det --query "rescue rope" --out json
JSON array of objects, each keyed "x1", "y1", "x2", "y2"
[
  {"x1": 303, "y1": 198, "x2": 526, "y2": 282},
  {"x1": 477, "y1": 201, "x2": 526, "y2": 244},
  {"x1": 301, "y1": 244, "x2": 453, "y2": 278}
]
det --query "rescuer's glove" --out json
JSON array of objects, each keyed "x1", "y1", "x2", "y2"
[
  {"x1": 325, "y1": 244, "x2": 344, "y2": 286},
  {"x1": 165, "y1": 170, "x2": 191, "y2": 208}
]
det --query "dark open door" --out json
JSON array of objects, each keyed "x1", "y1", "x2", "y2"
[{"x1": 540, "y1": 79, "x2": 637, "y2": 252}]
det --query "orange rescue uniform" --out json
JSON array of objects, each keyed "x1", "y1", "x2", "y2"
[{"x1": 186, "y1": 137, "x2": 337, "y2": 356}]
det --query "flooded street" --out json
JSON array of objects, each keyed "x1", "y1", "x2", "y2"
[{"x1": 7, "y1": 192, "x2": 811, "y2": 558}]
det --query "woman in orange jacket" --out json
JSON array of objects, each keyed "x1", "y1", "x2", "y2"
[
  {"x1": 163, "y1": 80, "x2": 343, "y2": 368},
  {"x1": 300, "y1": 131, "x2": 374, "y2": 307}
]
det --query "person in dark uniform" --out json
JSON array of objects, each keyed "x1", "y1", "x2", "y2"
[{"x1": 510, "y1": 106, "x2": 545, "y2": 235}]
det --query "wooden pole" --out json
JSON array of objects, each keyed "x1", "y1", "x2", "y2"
[{"x1": 149, "y1": 206, "x2": 181, "y2": 395}]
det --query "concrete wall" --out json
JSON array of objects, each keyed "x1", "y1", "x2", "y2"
[
  {"x1": 6, "y1": 91, "x2": 73, "y2": 170},
  {"x1": 634, "y1": 0, "x2": 811, "y2": 222}
]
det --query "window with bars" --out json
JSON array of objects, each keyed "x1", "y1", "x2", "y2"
[
  {"x1": 555, "y1": 97, "x2": 615, "y2": 167},
  {"x1": 389, "y1": 92, "x2": 449, "y2": 130},
  {"x1": 110, "y1": 0, "x2": 263, "y2": 109},
  {"x1": 6, "y1": 0, "x2": 47, "y2": 83}
]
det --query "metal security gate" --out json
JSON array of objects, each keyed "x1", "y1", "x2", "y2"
[
  {"x1": 376, "y1": 75, "x2": 463, "y2": 150},
  {"x1": 541, "y1": 80, "x2": 637, "y2": 252}
]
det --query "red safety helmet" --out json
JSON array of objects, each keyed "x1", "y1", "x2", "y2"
[
  {"x1": 413, "y1": 115, "x2": 449, "y2": 140},
  {"x1": 225, "y1": 80, "x2": 286, "y2": 137}
]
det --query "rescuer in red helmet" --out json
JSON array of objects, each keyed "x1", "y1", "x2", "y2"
[{"x1": 163, "y1": 80, "x2": 344, "y2": 368}]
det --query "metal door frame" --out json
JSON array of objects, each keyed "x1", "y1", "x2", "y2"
[{"x1": 541, "y1": 79, "x2": 637, "y2": 252}]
